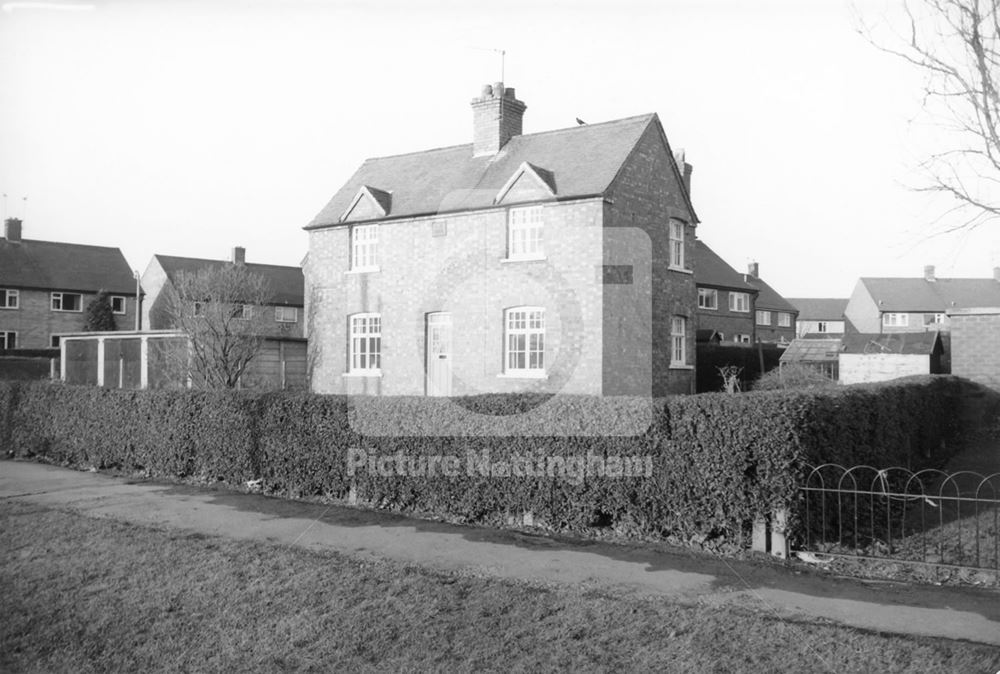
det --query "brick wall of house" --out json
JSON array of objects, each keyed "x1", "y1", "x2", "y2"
[
  {"x1": 949, "y1": 310, "x2": 1000, "y2": 390},
  {"x1": 879, "y1": 312, "x2": 949, "y2": 333},
  {"x1": 0, "y1": 288, "x2": 137, "y2": 349},
  {"x1": 755, "y1": 311, "x2": 797, "y2": 344},
  {"x1": 604, "y1": 121, "x2": 697, "y2": 395},
  {"x1": 695, "y1": 288, "x2": 756, "y2": 343},
  {"x1": 307, "y1": 198, "x2": 607, "y2": 396}
]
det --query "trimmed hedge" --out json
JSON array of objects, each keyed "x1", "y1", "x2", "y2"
[{"x1": 0, "y1": 376, "x2": 965, "y2": 546}]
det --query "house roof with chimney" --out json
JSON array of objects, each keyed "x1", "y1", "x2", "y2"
[
  {"x1": 787, "y1": 298, "x2": 848, "y2": 321},
  {"x1": 693, "y1": 239, "x2": 757, "y2": 292},
  {"x1": 743, "y1": 267, "x2": 798, "y2": 314},
  {"x1": 0, "y1": 220, "x2": 136, "y2": 294},
  {"x1": 307, "y1": 84, "x2": 696, "y2": 229},
  {"x1": 858, "y1": 276, "x2": 1000, "y2": 312},
  {"x1": 153, "y1": 254, "x2": 304, "y2": 306}
]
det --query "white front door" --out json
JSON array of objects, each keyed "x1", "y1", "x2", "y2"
[{"x1": 426, "y1": 312, "x2": 452, "y2": 396}]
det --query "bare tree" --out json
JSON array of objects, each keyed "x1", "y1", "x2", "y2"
[
  {"x1": 162, "y1": 265, "x2": 273, "y2": 389},
  {"x1": 863, "y1": 0, "x2": 1000, "y2": 231}
]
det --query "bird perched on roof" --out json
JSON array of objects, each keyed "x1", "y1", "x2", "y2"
[{"x1": 576, "y1": 117, "x2": 586, "y2": 125}]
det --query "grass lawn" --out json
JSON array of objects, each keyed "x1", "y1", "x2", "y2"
[{"x1": 2, "y1": 501, "x2": 998, "y2": 673}]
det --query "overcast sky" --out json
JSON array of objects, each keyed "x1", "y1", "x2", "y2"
[{"x1": 1, "y1": 0, "x2": 997, "y2": 297}]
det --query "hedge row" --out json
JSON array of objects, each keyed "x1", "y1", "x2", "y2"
[{"x1": 0, "y1": 376, "x2": 965, "y2": 545}]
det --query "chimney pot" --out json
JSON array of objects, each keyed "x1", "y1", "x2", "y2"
[
  {"x1": 924, "y1": 265, "x2": 935, "y2": 282},
  {"x1": 232, "y1": 246, "x2": 246, "y2": 265},
  {"x1": 748, "y1": 261, "x2": 759, "y2": 278},
  {"x1": 4, "y1": 218, "x2": 22, "y2": 243},
  {"x1": 481, "y1": 84, "x2": 493, "y2": 97}
]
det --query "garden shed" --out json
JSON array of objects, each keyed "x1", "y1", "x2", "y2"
[{"x1": 838, "y1": 332, "x2": 944, "y2": 385}]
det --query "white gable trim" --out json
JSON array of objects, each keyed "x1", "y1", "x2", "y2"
[
  {"x1": 494, "y1": 162, "x2": 556, "y2": 204},
  {"x1": 340, "y1": 185, "x2": 390, "y2": 222}
]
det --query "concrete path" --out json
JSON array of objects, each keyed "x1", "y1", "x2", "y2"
[{"x1": 3, "y1": 460, "x2": 999, "y2": 646}]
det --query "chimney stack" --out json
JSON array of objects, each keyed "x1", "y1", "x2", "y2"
[
  {"x1": 673, "y1": 149, "x2": 694, "y2": 198},
  {"x1": 4, "y1": 218, "x2": 22, "y2": 243},
  {"x1": 232, "y1": 246, "x2": 245, "y2": 265},
  {"x1": 747, "y1": 261, "x2": 759, "y2": 279},
  {"x1": 470, "y1": 82, "x2": 527, "y2": 157},
  {"x1": 924, "y1": 265, "x2": 935, "y2": 282}
]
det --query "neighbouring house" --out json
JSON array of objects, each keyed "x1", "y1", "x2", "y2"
[
  {"x1": 947, "y1": 307, "x2": 1000, "y2": 391},
  {"x1": 844, "y1": 266, "x2": 1000, "y2": 334},
  {"x1": 838, "y1": 332, "x2": 945, "y2": 385},
  {"x1": 779, "y1": 336, "x2": 842, "y2": 380},
  {"x1": 693, "y1": 239, "x2": 758, "y2": 346},
  {"x1": 0, "y1": 218, "x2": 138, "y2": 350},
  {"x1": 304, "y1": 82, "x2": 699, "y2": 397},
  {"x1": 140, "y1": 247, "x2": 307, "y2": 389},
  {"x1": 743, "y1": 262, "x2": 797, "y2": 345},
  {"x1": 788, "y1": 298, "x2": 849, "y2": 337}
]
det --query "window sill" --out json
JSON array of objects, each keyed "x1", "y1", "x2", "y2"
[
  {"x1": 342, "y1": 371, "x2": 383, "y2": 378},
  {"x1": 669, "y1": 364, "x2": 694, "y2": 370},
  {"x1": 497, "y1": 371, "x2": 548, "y2": 380},
  {"x1": 500, "y1": 256, "x2": 547, "y2": 264},
  {"x1": 0, "y1": 307, "x2": 19, "y2": 311},
  {"x1": 346, "y1": 267, "x2": 381, "y2": 275},
  {"x1": 51, "y1": 309, "x2": 83, "y2": 313},
  {"x1": 668, "y1": 266, "x2": 693, "y2": 275},
  {"x1": 698, "y1": 306, "x2": 718, "y2": 311}
]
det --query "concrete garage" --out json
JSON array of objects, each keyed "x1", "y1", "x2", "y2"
[{"x1": 838, "y1": 332, "x2": 945, "y2": 385}]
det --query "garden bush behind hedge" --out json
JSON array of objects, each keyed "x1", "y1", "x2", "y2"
[{"x1": 0, "y1": 376, "x2": 964, "y2": 545}]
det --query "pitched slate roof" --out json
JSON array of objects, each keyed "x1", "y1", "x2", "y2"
[
  {"x1": 787, "y1": 298, "x2": 848, "y2": 320},
  {"x1": 154, "y1": 255, "x2": 304, "y2": 306},
  {"x1": 841, "y1": 331, "x2": 943, "y2": 355},
  {"x1": 860, "y1": 277, "x2": 1000, "y2": 312},
  {"x1": 745, "y1": 275, "x2": 798, "y2": 314},
  {"x1": 0, "y1": 238, "x2": 135, "y2": 294},
  {"x1": 307, "y1": 114, "x2": 694, "y2": 228},
  {"x1": 693, "y1": 240, "x2": 757, "y2": 291}
]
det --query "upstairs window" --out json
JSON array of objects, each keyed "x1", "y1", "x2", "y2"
[
  {"x1": 756, "y1": 310, "x2": 772, "y2": 326},
  {"x1": 505, "y1": 307, "x2": 545, "y2": 374},
  {"x1": 668, "y1": 219, "x2": 685, "y2": 268},
  {"x1": 729, "y1": 292, "x2": 750, "y2": 313},
  {"x1": 816, "y1": 321, "x2": 828, "y2": 333},
  {"x1": 0, "y1": 289, "x2": 18, "y2": 309},
  {"x1": 697, "y1": 288, "x2": 718, "y2": 310},
  {"x1": 883, "y1": 313, "x2": 909, "y2": 327},
  {"x1": 778, "y1": 312, "x2": 792, "y2": 327},
  {"x1": 924, "y1": 313, "x2": 945, "y2": 325},
  {"x1": 51, "y1": 292, "x2": 82, "y2": 312},
  {"x1": 351, "y1": 224, "x2": 379, "y2": 271},
  {"x1": 232, "y1": 304, "x2": 252, "y2": 320},
  {"x1": 276, "y1": 306, "x2": 298, "y2": 323},
  {"x1": 349, "y1": 313, "x2": 382, "y2": 373},
  {"x1": 670, "y1": 316, "x2": 686, "y2": 365},
  {"x1": 507, "y1": 206, "x2": 544, "y2": 260},
  {"x1": 110, "y1": 296, "x2": 126, "y2": 315}
]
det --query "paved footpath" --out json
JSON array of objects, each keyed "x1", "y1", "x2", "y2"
[{"x1": 3, "y1": 460, "x2": 999, "y2": 647}]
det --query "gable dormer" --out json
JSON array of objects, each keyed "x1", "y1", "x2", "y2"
[
  {"x1": 494, "y1": 161, "x2": 556, "y2": 205},
  {"x1": 341, "y1": 185, "x2": 392, "y2": 223}
]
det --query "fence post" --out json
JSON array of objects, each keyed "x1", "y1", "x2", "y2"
[
  {"x1": 771, "y1": 508, "x2": 789, "y2": 559},
  {"x1": 752, "y1": 515, "x2": 769, "y2": 552}
]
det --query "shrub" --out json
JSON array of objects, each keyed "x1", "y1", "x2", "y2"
[{"x1": 0, "y1": 376, "x2": 965, "y2": 547}]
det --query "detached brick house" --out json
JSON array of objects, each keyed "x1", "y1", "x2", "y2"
[
  {"x1": 845, "y1": 266, "x2": 1000, "y2": 334},
  {"x1": 305, "y1": 82, "x2": 699, "y2": 396},
  {"x1": 141, "y1": 247, "x2": 307, "y2": 388},
  {"x1": 0, "y1": 218, "x2": 138, "y2": 349},
  {"x1": 693, "y1": 239, "x2": 758, "y2": 345}
]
